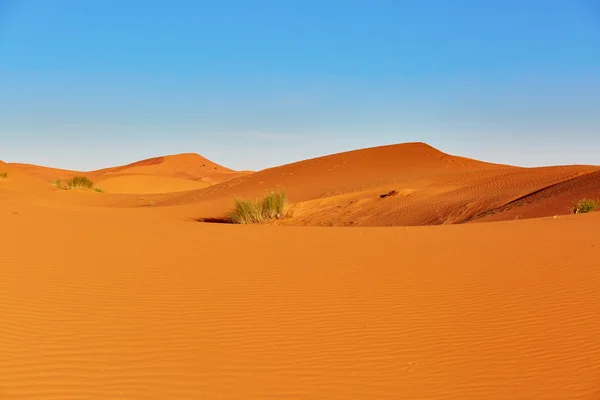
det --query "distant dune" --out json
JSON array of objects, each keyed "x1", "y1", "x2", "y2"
[
  {"x1": 5, "y1": 153, "x2": 250, "y2": 195},
  {"x1": 117, "y1": 142, "x2": 597, "y2": 226},
  {"x1": 95, "y1": 175, "x2": 212, "y2": 194},
  {"x1": 92, "y1": 153, "x2": 247, "y2": 183},
  {"x1": 2, "y1": 143, "x2": 599, "y2": 225}
]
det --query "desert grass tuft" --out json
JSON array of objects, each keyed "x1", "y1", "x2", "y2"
[
  {"x1": 66, "y1": 176, "x2": 94, "y2": 190},
  {"x1": 0, "y1": 172, "x2": 7, "y2": 179},
  {"x1": 261, "y1": 190, "x2": 287, "y2": 220},
  {"x1": 226, "y1": 190, "x2": 287, "y2": 224},
  {"x1": 93, "y1": 187, "x2": 104, "y2": 193},
  {"x1": 227, "y1": 198, "x2": 264, "y2": 224},
  {"x1": 571, "y1": 198, "x2": 600, "y2": 214}
]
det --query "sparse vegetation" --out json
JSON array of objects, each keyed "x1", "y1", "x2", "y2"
[
  {"x1": 67, "y1": 176, "x2": 94, "y2": 190},
  {"x1": 227, "y1": 198, "x2": 264, "y2": 224},
  {"x1": 260, "y1": 190, "x2": 287, "y2": 220},
  {"x1": 0, "y1": 172, "x2": 8, "y2": 178},
  {"x1": 52, "y1": 176, "x2": 103, "y2": 192},
  {"x1": 571, "y1": 198, "x2": 600, "y2": 214},
  {"x1": 226, "y1": 190, "x2": 287, "y2": 224}
]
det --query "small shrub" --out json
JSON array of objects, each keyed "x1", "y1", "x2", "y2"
[
  {"x1": 93, "y1": 187, "x2": 104, "y2": 193},
  {"x1": 261, "y1": 190, "x2": 287, "y2": 219},
  {"x1": 227, "y1": 198, "x2": 264, "y2": 224},
  {"x1": 571, "y1": 198, "x2": 600, "y2": 214},
  {"x1": 52, "y1": 179, "x2": 62, "y2": 188},
  {"x1": 0, "y1": 172, "x2": 7, "y2": 178},
  {"x1": 226, "y1": 190, "x2": 288, "y2": 224},
  {"x1": 67, "y1": 176, "x2": 94, "y2": 190}
]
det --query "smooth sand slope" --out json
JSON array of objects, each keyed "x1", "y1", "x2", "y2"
[
  {"x1": 91, "y1": 154, "x2": 249, "y2": 194},
  {"x1": 91, "y1": 153, "x2": 247, "y2": 183},
  {"x1": 96, "y1": 175, "x2": 212, "y2": 194},
  {"x1": 475, "y1": 169, "x2": 600, "y2": 222},
  {"x1": 1, "y1": 201, "x2": 599, "y2": 399},
  {"x1": 122, "y1": 143, "x2": 599, "y2": 226},
  {"x1": 5, "y1": 153, "x2": 248, "y2": 195},
  {"x1": 1, "y1": 143, "x2": 600, "y2": 399},
  {"x1": 5, "y1": 143, "x2": 599, "y2": 225}
]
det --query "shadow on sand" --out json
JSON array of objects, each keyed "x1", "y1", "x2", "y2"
[{"x1": 193, "y1": 217, "x2": 233, "y2": 224}]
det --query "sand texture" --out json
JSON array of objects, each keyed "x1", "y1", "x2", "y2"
[{"x1": 1, "y1": 143, "x2": 599, "y2": 399}]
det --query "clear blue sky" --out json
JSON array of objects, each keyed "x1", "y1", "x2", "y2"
[{"x1": 1, "y1": 0, "x2": 599, "y2": 171}]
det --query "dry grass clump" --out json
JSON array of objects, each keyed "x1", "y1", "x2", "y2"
[
  {"x1": 228, "y1": 198, "x2": 264, "y2": 224},
  {"x1": 260, "y1": 190, "x2": 287, "y2": 220},
  {"x1": 67, "y1": 176, "x2": 94, "y2": 190},
  {"x1": 227, "y1": 190, "x2": 287, "y2": 224},
  {"x1": 53, "y1": 176, "x2": 103, "y2": 192},
  {"x1": 0, "y1": 172, "x2": 8, "y2": 178},
  {"x1": 571, "y1": 198, "x2": 599, "y2": 214}
]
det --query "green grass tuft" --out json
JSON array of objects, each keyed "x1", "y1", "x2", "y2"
[
  {"x1": 66, "y1": 176, "x2": 94, "y2": 190},
  {"x1": 571, "y1": 198, "x2": 600, "y2": 214},
  {"x1": 227, "y1": 198, "x2": 264, "y2": 224},
  {"x1": 54, "y1": 177, "x2": 103, "y2": 192},
  {"x1": 226, "y1": 190, "x2": 287, "y2": 224},
  {"x1": 261, "y1": 190, "x2": 287, "y2": 220}
]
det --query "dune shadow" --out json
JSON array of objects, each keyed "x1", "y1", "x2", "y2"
[{"x1": 193, "y1": 217, "x2": 233, "y2": 224}]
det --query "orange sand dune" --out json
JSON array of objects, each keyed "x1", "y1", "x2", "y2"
[
  {"x1": 1, "y1": 198, "x2": 599, "y2": 399},
  {"x1": 179, "y1": 142, "x2": 511, "y2": 203},
  {"x1": 4, "y1": 162, "x2": 79, "y2": 183},
  {"x1": 92, "y1": 153, "x2": 248, "y2": 184},
  {"x1": 96, "y1": 174, "x2": 212, "y2": 194},
  {"x1": 4, "y1": 143, "x2": 599, "y2": 225},
  {"x1": 7, "y1": 153, "x2": 250, "y2": 196},
  {"x1": 2, "y1": 143, "x2": 600, "y2": 399},
  {"x1": 475, "y1": 169, "x2": 600, "y2": 222},
  {"x1": 129, "y1": 143, "x2": 597, "y2": 225},
  {"x1": 143, "y1": 142, "x2": 509, "y2": 210}
]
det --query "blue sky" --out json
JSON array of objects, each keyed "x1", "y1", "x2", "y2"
[{"x1": 1, "y1": 0, "x2": 599, "y2": 171}]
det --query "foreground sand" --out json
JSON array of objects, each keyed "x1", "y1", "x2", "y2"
[
  {"x1": 1, "y1": 144, "x2": 600, "y2": 398},
  {"x1": 1, "y1": 199, "x2": 599, "y2": 399}
]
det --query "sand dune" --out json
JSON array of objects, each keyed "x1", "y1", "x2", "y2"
[
  {"x1": 6, "y1": 163, "x2": 81, "y2": 182},
  {"x1": 182, "y1": 142, "x2": 511, "y2": 203},
  {"x1": 92, "y1": 153, "x2": 247, "y2": 183},
  {"x1": 96, "y1": 174, "x2": 212, "y2": 194},
  {"x1": 7, "y1": 143, "x2": 596, "y2": 225},
  {"x1": 1, "y1": 142, "x2": 600, "y2": 399},
  {"x1": 1, "y1": 200, "x2": 599, "y2": 399},
  {"x1": 7, "y1": 143, "x2": 598, "y2": 226},
  {"x1": 125, "y1": 143, "x2": 597, "y2": 226},
  {"x1": 6, "y1": 153, "x2": 247, "y2": 194},
  {"x1": 90, "y1": 154, "x2": 248, "y2": 194},
  {"x1": 475, "y1": 169, "x2": 600, "y2": 222}
]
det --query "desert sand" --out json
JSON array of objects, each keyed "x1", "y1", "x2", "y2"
[{"x1": 1, "y1": 142, "x2": 599, "y2": 399}]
